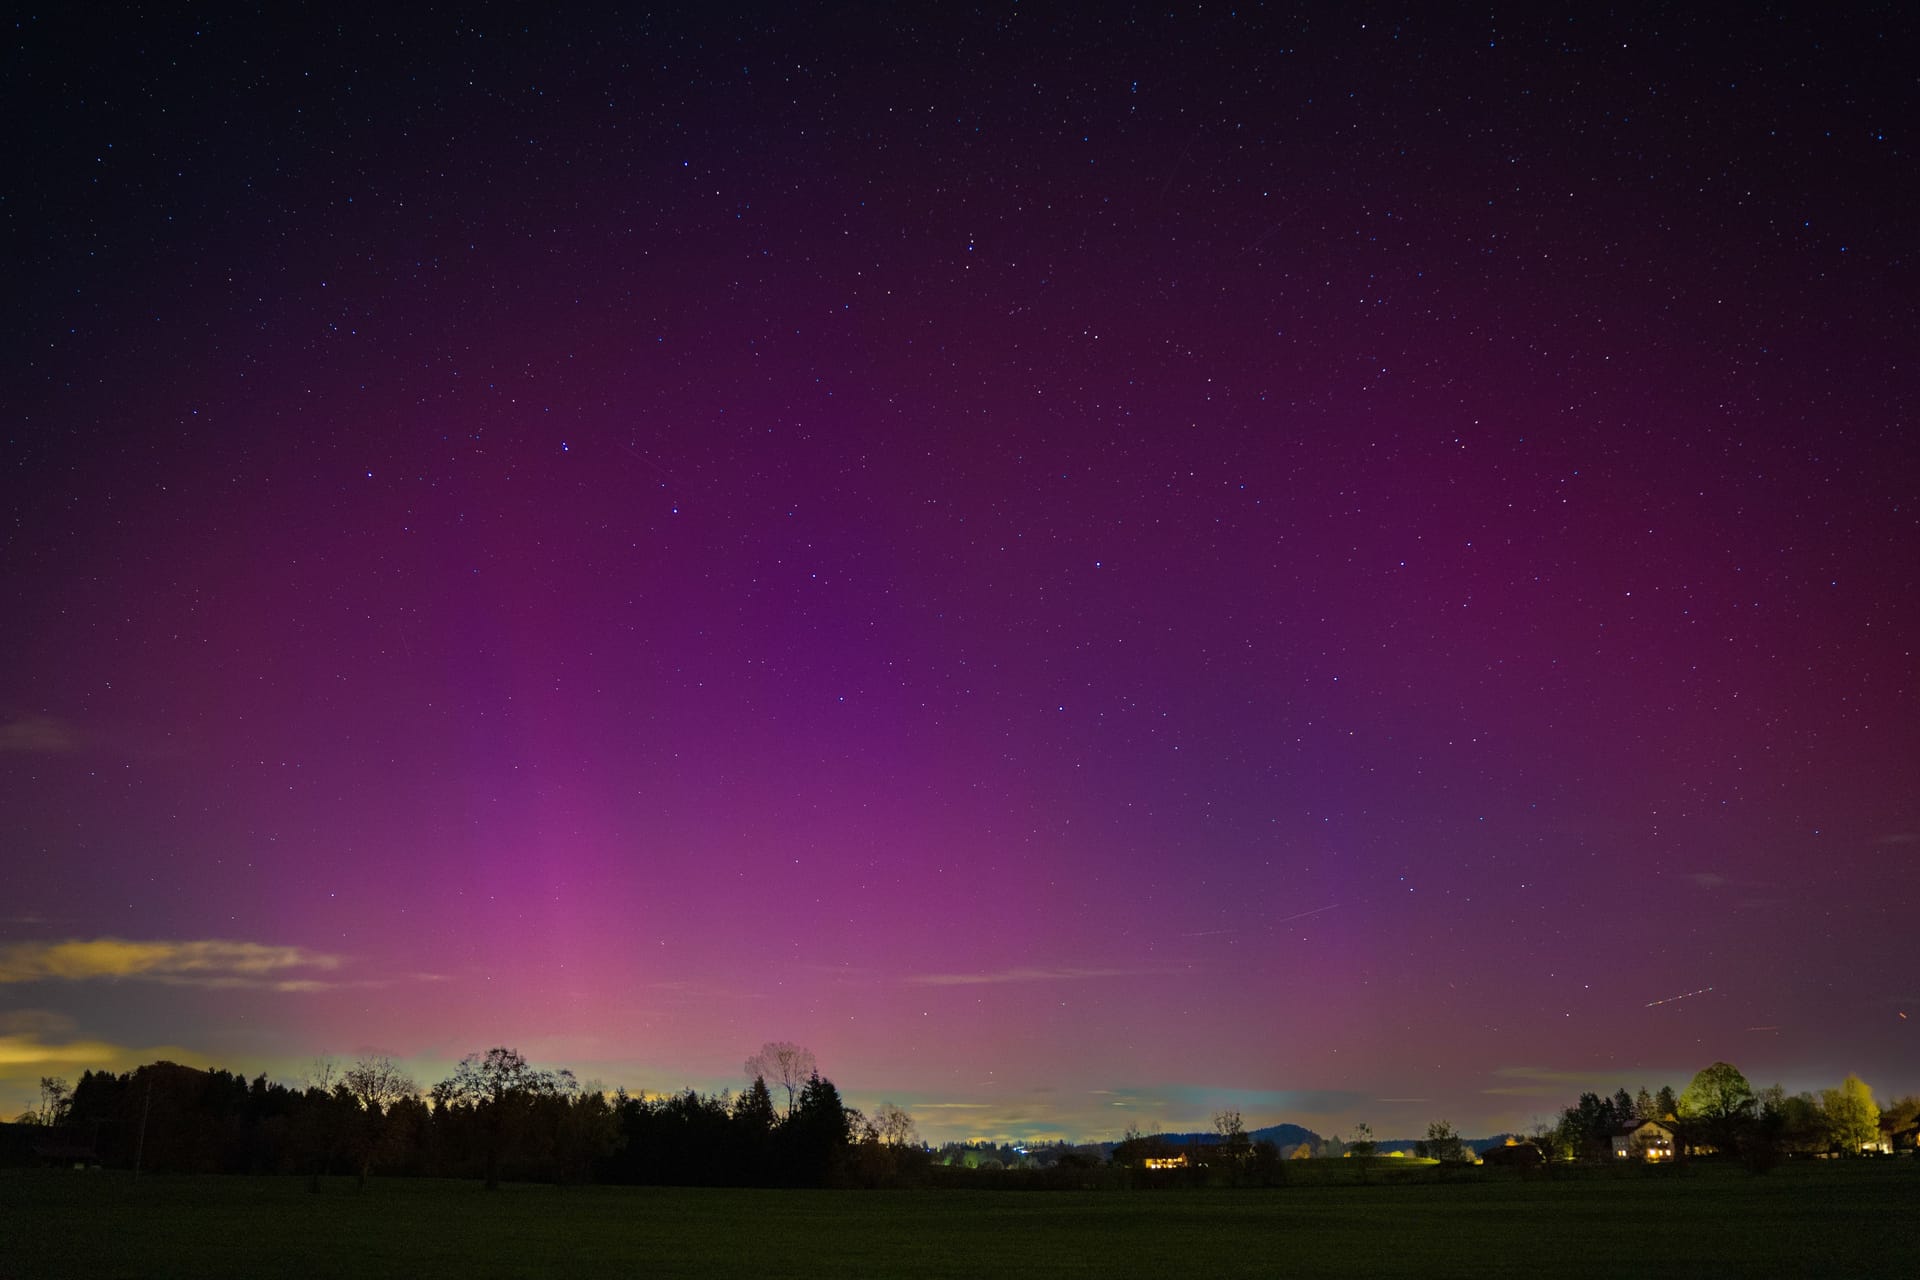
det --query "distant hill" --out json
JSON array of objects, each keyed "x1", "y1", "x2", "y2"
[{"x1": 1250, "y1": 1123, "x2": 1320, "y2": 1150}]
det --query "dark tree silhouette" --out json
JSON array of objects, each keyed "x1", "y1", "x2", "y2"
[
  {"x1": 342, "y1": 1055, "x2": 418, "y2": 1189},
  {"x1": 432, "y1": 1047, "x2": 574, "y2": 1189},
  {"x1": 779, "y1": 1072, "x2": 851, "y2": 1186},
  {"x1": 733, "y1": 1077, "x2": 777, "y2": 1134},
  {"x1": 744, "y1": 1042, "x2": 816, "y2": 1118}
]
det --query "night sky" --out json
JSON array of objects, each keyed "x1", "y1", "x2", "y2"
[{"x1": 4, "y1": 6, "x2": 1915, "y2": 1143}]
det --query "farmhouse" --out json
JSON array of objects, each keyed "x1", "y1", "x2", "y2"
[{"x1": 1611, "y1": 1119, "x2": 1676, "y2": 1161}]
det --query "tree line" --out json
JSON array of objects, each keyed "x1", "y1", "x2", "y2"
[
  {"x1": 1522, "y1": 1062, "x2": 1916, "y2": 1169},
  {"x1": 13, "y1": 1052, "x2": 1912, "y2": 1189},
  {"x1": 12, "y1": 1041, "x2": 929, "y2": 1190}
]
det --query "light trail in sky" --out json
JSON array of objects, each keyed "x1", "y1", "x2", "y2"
[{"x1": 1644, "y1": 986, "x2": 1713, "y2": 1008}]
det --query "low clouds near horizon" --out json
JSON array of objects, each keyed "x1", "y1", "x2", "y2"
[{"x1": 0, "y1": 938, "x2": 345, "y2": 990}]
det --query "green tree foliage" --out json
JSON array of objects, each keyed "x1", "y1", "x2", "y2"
[
  {"x1": 1821, "y1": 1075, "x2": 1879, "y2": 1154},
  {"x1": 1655, "y1": 1085, "x2": 1678, "y2": 1119},
  {"x1": 1679, "y1": 1062, "x2": 1757, "y2": 1152},
  {"x1": 1634, "y1": 1087, "x2": 1657, "y2": 1121}
]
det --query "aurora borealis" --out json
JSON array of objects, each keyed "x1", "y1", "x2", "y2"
[{"x1": 3, "y1": 6, "x2": 1915, "y2": 1141}]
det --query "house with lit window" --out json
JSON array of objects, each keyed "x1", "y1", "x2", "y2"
[
  {"x1": 1142, "y1": 1140, "x2": 1223, "y2": 1170},
  {"x1": 1611, "y1": 1119, "x2": 1676, "y2": 1161}
]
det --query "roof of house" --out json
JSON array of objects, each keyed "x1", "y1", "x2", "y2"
[{"x1": 1611, "y1": 1119, "x2": 1676, "y2": 1136}]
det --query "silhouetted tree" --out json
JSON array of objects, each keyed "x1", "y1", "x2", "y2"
[
  {"x1": 1113, "y1": 1124, "x2": 1174, "y2": 1172},
  {"x1": 1562, "y1": 1093, "x2": 1619, "y2": 1161},
  {"x1": 432, "y1": 1047, "x2": 575, "y2": 1189},
  {"x1": 342, "y1": 1055, "x2": 418, "y2": 1189},
  {"x1": 30, "y1": 1077, "x2": 72, "y2": 1126},
  {"x1": 1416, "y1": 1120, "x2": 1464, "y2": 1162},
  {"x1": 552, "y1": 1084, "x2": 620, "y2": 1184},
  {"x1": 874, "y1": 1101, "x2": 918, "y2": 1148},
  {"x1": 1347, "y1": 1122, "x2": 1377, "y2": 1181},
  {"x1": 734, "y1": 1077, "x2": 777, "y2": 1134},
  {"x1": 1655, "y1": 1085, "x2": 1678, "y2": 1119},
  {"x1": 745, "y1": 1042, "x2": 816, "y2": 1118},
  {"x1": 1530, "y1": 1118, "x2": 1571, "y2": 1166},
  {"x1": 779, "y1": 1072, "x2": 850, "y2": 1186}
]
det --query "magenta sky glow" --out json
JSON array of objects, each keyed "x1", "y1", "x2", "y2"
[{"x1": 3, "y1": 7, "x2": 1915, "y2": 1142}]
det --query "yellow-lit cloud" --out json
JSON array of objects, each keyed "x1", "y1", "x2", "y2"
[
  {"x1": 0, "y1": 1033, "x2": 165, "y2": 1068},
  {"x1": 0, "y1": 938, "x2": 345, "y2": 988}
]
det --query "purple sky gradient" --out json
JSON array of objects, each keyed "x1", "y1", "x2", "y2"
[{"x1": 3, "y1": 6, "x2": 1915, "y2": 1141}]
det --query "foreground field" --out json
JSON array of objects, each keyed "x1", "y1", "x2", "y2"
[{"x1": 4, "y1": 1161, "x2": 1915, "y2": 1278}]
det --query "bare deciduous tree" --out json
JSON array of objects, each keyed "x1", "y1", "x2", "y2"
[
  {"x1": 874, "y1": 1101, "x2": 918, "y2": 1147},
  {"x1": 343, "y1": 1055, "x2": 419, "y2": 1188},
  {"x1": 34, "y1": 1077, "x2": 72, "y2": 1126},
  {"x1": 345, "y1": 1055, "x2": 417, "y2": 1112},
  {"x1": 744, "y1": 1041, "x2": 816, "y2": 1118}
]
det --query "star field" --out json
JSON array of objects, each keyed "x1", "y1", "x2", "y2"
[{"x1": 2, "y1": 6, "x2": 1914, "y2": 1140}]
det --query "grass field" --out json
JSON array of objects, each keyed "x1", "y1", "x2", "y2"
[{"x1": 4, "y1": 1161, "x2": 1915, "y2": 1278}]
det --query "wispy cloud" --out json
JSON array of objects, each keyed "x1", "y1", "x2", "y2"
[
  {"x1": 0, "y1": 714, "x2": 80, "y2": 753},
  {"x1": 0, "y1": 938, "x2": 346, "y2": 990},
  {"x1": 904, "y1": 966, "x2": 1159, "y2": 987}
]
